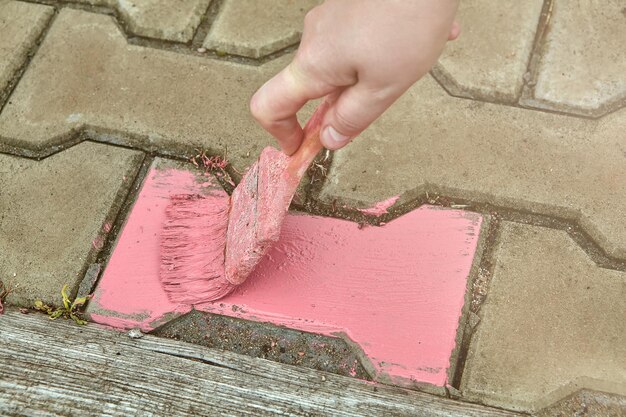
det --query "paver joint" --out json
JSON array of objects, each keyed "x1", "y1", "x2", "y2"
[{"x1": 0, "y1": 0, "x2": 625, "y2": 414}]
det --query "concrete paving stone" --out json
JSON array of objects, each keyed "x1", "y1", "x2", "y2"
[
  {"x1": 320, "y1": 75, "x2": 626, "y2": 260},
  {"x1": 203, "y1": 0, "x2": 320, "y2": 58},
  {"x1": 88, "y1": 157, "x2": 484, "y2": 390},
  {"x1": 0, "y1": 142, "x2": 143, "y2": 307},
  {"x1": 523, "y1": 0, "x2": 626, "y2": 116},
  {"x1": 74, "y1": 0, "x2": 211, "y2": 42},
  {"x1": 537, "y1": 389, "x2": 626, "y2": 417},
  {"x1": 433, "y1": 0, "x2": 544, "y2": 102},
  {"x1": 0, "y1": 8, "x2": 294, "y2": 172},
  {"x1": 460, "y1": 222, "x2": 626, "y2": 412},
  {"x1": 0, "y1": 1, "x2": 53, "y2": 95}
]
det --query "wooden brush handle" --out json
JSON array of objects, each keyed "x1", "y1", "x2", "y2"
[{"x1": 286, "y1": 101, "x2": 330, "y2": 178}]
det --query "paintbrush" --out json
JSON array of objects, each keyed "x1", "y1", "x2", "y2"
[{"x1": 160, "y1": 101, "x2": 329, "y2": 303}]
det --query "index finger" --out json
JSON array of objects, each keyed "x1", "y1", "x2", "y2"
[{"x1": 250, "y1": 61, "x2": 333, "y2": 155}]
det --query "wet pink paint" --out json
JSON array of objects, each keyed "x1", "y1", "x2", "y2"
[
  {"x1": 199, "y1": 208, "x2": 481, "y2": 386},
  {"x1": 90, "y1": 165, "x2": 482, "y2": 388},
  {"x1": 89, "y1": 167, "x2": 228, "y2": 329},
  {"x1": 357, "y1": 195, "x2": 400, "y2": 216}
]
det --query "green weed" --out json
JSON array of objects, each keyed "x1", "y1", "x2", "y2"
[{"x1": 34, "y1": 285, "x2": 91, "y2": 325}]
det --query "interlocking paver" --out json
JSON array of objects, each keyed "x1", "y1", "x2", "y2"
[
  {"x1": 460, "y1": 222, "x2": 626, "y2": 412},
  {"x1": 522, "y1": 0, "x2": 626, "y2": 116},
  {"x1": 0, "y1": 8, "x2": 288, "y2": 170},
  {"x1": 0, "y1": 142, "x2": 142, "y2": 307},
  {"x1": 75, "y1": 0, "x2": 210, "y2": 42},
  {"x1": 0, "y1": 1, "x2": 53, "y2": 94},
  {"x1": 88, "y1": 158, "x2": 484, "y2": 391},
  {"x1": 1, "y1": 0, "x2": 623, "y2": 413},
  {"x1": 203, "y1": 0, "x2": 320, "y2": 58},
  {"x1": 537, "y1": 389, "x2": 626, "y2": 417},
  {"x1": 434, "y1": 0, "x2": 543, "y2": 102},
  {"x1": 320, "y1": 75, "x2": 626, "y2": 260}
]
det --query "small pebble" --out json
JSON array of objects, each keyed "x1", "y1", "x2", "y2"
[
  {"x1": 197, "y1": 47, "x2": 207, "y2": 53},
  {"x1": 127, "y1": 328, "x2": 144, "y2": 339}
]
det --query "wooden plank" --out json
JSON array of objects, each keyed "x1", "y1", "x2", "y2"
[{"x1": 0, "y1": 310, "x2": 522, "y2": 416}]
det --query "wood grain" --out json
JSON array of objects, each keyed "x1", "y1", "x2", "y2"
[{"x1": 0, "y1": 310, "x2": 522, "y2": 416}]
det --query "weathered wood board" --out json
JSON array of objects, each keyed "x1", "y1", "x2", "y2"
[{"x1": 0, "y1": 310, "x2": 521, "y2": 416}]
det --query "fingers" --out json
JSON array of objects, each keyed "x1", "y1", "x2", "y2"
[
  {"x1": 320, "y1": 84, "x2": 399, "y2": 150},
  {"x1": 250, "y1": 61, "x2": 333, "y2": 155}
]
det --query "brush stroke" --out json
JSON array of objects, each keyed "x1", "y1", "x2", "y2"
[{"x1": 89, "y1": 163, "x2": 483, "y2": 388}]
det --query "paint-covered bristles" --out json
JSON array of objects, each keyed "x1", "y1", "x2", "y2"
[{"x1": 160, "y1": 193, "x2": 235, "y2": 303}]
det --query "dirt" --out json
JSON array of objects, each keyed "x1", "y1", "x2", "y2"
[
  {"x1": 153, "y1": 310, "x2": 372, "y2": 380},
  {"x1": 536, "y1": 389, "x2": 626, "y2": 417}
]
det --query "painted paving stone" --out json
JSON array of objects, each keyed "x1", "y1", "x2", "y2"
[{"x1": 87, "y1": 158, "x2": 483, "y2": 390}]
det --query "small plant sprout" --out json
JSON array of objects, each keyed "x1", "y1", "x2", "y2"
[
  {"x1": 34, "y1": 285, "x2": 92, "y2": 325},
  {"x1": 0, "y1": 280, "x2": 13, "y2": 315}
]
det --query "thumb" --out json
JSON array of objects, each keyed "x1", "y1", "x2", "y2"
[{"x1": 320, "y1": 84, "x2": 399, "y2": 150}]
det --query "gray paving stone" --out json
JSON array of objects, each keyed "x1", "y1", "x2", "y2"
[
  {"x1": 0, "y1": 142, "x2": 142, "y2": 307},
  {"x1": 537, "y1": 389, "x2": 626, "y2": 417},
  {"x1": 203, "y1": 0, "x2": 320, "y2": 58},
  {"x1": 75, "y1": 0, "x2": 210, "y2": 42},
  {"x1": 460, "y1": 222, "x2": 626, "y2": 412},
  {"x1": 320, "y1": 75, "x2": 626, "y2": 260},
  {"x1": 523, "y1": 0, "x2": 626, "y2": 116},
  {"x1": 434, "y1": 0, "x2": 543, "y2": 102},
  {"x1": 0, "y1": 8, "x2": 292, "y2": 171},
  {"x1": 0, "y1": 1, "x2": 53, "y2": 95}
]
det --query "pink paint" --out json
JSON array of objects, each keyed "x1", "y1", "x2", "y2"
[
  {"x1": 90, "y1": 164, "x2": 483, "y2": 388},
  {"x1": 92, "y1": 235, "x2": 105, "y2": 250},
  {"x1": 199, "y1": 208, "x2": 481, "y2": 386},
  {"x1": 160, "y1": 193, "x2": 233, "y2": 302},
  {"x1": 89, "y1": 166, "x2": 228, "y2": 329},
  {"x1": 358, "y1": 195, "x2": 400, "y2": 216}
]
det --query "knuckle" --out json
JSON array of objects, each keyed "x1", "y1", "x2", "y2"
[
  {"x1": 292, "y1": 49, "x2": 317, "y2": 79},
  {"x1": 333, "y1": 108, "x2": 363, "y2": 134},
  {"x1": 303, "y1": 6, "x2": 320, "y2": 27},
  {"x1": 249, "y1": 94, "x2": 266, "y2": 122}
]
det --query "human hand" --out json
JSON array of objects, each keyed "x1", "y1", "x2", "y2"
[{"x1": 250, "y1": 0, "x2": 460, "y2": 155}]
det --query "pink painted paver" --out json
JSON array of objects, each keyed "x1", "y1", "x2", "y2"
[
  {"x1": 89, "y1": 166, "x2": 227, "y2": 328},
  {"x1": 357, "y1": 195, "x2": 400, "y2": 216},
  {"x1": 88, "y1": 164, "x2": 483, "y2": 388}
]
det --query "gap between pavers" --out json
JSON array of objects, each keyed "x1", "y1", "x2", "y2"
[
  {"x1": 0, "y1": 1, "x2": 53, "y2": 96},
  {"x1": 320, "y1": 75, "x2": 626, "y2": 262},
  {"x1": 521, "y1": 0, "x2": 626, "y2": 116},
  {"x1": 86, "y1": 157, "x2": 484, "y2": 392},
  {"x1": 433, "y1": 0, "x2": 544, "y2": 103},
  {"x1": 0, "y1": 142, "x2": 143, "y2": 306},
  {"x1": 0, "y1": 8, "x2": 292, "y2": 171},
  {"x1": 203, "y1": 0, "x2": 320, "y2": 58},
  {"x1": 72, "y1": 0, "x2": 211, "y2": 43},
  {"x1": 460, "y1": 221, "x2": 626, "y2": 412}
]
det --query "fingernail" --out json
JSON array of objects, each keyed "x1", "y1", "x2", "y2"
[{"x1": 322, "y1": 126, "x2": 349, "y2": 146}]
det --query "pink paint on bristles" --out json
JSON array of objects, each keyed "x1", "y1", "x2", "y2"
[
  {"x1": 160, "y1": 193, "x2": 235, "y2": 302},
  {"x1": 160, "y1": 101, "x2": 330, "y2": 303}
]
